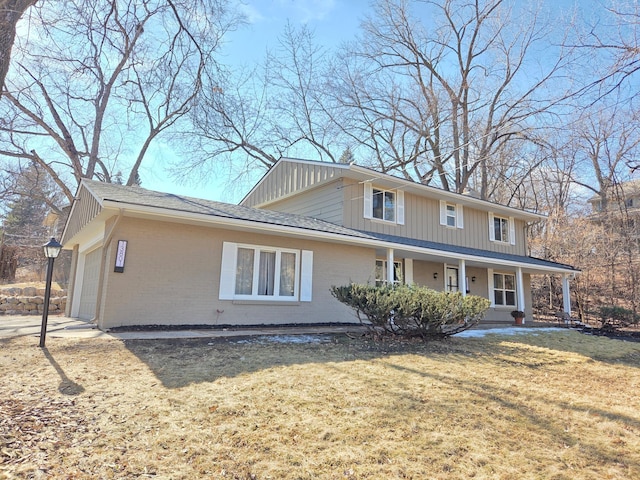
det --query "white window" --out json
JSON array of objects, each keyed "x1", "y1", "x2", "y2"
[
  {"x1": 219, "y1": 243, "x2": 313, "y2": 302},
  {"x1": 493, "y1": 273, "x2": 516, "y2": 307},
  {"x1": 494, "y1": 216, "x2": 509, "y2": 242},
  {"x1": 488, "y1": 213, "x2": 515, "y2": 245},
  {"x1": 375, "y1": 259, "x2": 403, "y2": 285},
  {"x1": 439, "y1": 200, "x2": 464, "y2": 229},
  {"x1": 364, "y1": 183, "x2": 405, "y2": 224}
]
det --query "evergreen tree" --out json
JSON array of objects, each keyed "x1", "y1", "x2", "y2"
[
  {"x1": 339, "y1": 146, "x2": 355, "y2": 164},
  {"x1": 1, "y1": 164, "x2": 57, "y2": 243}
]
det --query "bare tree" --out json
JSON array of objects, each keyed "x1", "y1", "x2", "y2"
[
  {"x1": 331, "y1": 0, "x2": 574, "y2": 199},
  {"x1": 0, "y1": 0, "x2": 240, "y2": 208},
  {"x1": 567, "y1": 101, "x2": 640, "y2": 210},
  {"x1": 0, "y1": 0, "x2": 36, "y2": 98},
  {"x1": 178, "y1": 23, "x2": 341, "y2": 181}
]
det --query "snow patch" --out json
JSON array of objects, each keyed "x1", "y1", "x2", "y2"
[
  {"x1": 232, "y1": 335, "x2": 330, "y2": 344},
  {"x1": 455, "y1": 327, "x2": 564, "y2": 338}
]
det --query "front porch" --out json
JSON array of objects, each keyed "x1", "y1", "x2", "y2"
[{"x1": 374, "y1": 245, "x2": 577, "y2": 325}]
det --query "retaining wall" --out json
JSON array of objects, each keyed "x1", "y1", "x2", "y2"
[{"x1": 0, "y1": 287, "x2": 67, "y2": 316}]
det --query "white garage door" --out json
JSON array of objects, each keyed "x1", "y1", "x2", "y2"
[{"x1": 78, "y1": 248, "x2": 101, "y2": 320}]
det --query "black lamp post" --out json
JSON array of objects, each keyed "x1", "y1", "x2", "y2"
[{"x1": 39, "y1": 237, "x2": 62, "y2": 348}]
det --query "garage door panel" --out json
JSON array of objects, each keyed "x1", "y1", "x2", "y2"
[{"x1": 78, "y1": 248, "x2": 101, "y2": 320}]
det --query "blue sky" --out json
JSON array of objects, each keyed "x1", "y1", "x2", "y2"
[
  {"x1": 143, "y1": 0, "x2": 604, "y2": 203},
  {"x1": 143, "y1": 1, "x2": 370, "y2": 202}
]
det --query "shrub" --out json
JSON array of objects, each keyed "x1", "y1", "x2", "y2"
[
  {"x1": 331, "y1": 283, "x2": 491, "y2": 339},
  {"x1": 599, "y1": 306, "x2": 639, "y2": 331}
]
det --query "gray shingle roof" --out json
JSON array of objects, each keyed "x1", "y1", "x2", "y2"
[
  {"x1": 84, "y1": 180, "x2": 577, "y2": 272},
  {"x1": 358, "y1": 230, "x2": 579, "y2": 272}
]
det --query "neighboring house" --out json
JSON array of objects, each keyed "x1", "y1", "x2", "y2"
[
  {"x1": 61, "y1": 158, "x2": 578, "y2": 330},
  {"x1": 587, "y1": 180, "x2": 640, "y2": 237},
  {"x1": 587, "y1": 179, "x2": 640, "y2": 214}
]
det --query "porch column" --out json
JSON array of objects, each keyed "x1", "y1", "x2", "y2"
[
  {"x1": 387, "y1": 248, "x2": 395, "y2": 285},
  {"x1": 516, "y1": 266, "x2": 526, "y2": 324},
  {"x1": 562, "y1": 274, "x2": 572, "y2": 316},
  {"x1": 458, "y1": 259, "x2": 466, "y2": 297}
]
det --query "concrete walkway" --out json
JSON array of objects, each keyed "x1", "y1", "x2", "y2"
[{"x1": 0, "y1": 314, "x2": 367, "y2": 340}]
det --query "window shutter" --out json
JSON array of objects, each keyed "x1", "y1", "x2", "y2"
[
  {"x1": 404, "y1": 258, "x2": 414, "y2": 285},
  {"x1": 439, "y1": 200, "x2": 447, "y2": 226},
  {"x1": 397, "y1": 190, "x2": 405, "y2": 225},
  {"x1": 487, "y1": 268, "x2": 494, "y2": 307},
  {"x1": 488, "y1": 212, "x2": 495, "y2": 241},
  {"x1": 363, "y1": 183, "x2": 373, "y2": 219},
  {"x1": 509, "y1": 217, "x2": 516, "y2": 245},
  {"x1": 300, "y1": 250, "x2": 313, "y2": 302},
  {"x1": 456, "y1": 204, "x2": 464, "y2": 229},
  {"x1": 219, "y1": 242, "x2": 237, "y2": 300}
]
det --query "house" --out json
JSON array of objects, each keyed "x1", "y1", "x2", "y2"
[
  {"x1": 61, "y1": 158, "x2": 578, "y2": 330},
  {"x1": 587, "y1": 179, "x2": 640, "y2": 214},
  {"x1": 587, "y1": 179, "x2": 640, "y2": 240}
]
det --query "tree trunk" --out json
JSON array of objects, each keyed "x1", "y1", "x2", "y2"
[{"x1": 0, "y1": 0, "x2": 36, "y2": 97}]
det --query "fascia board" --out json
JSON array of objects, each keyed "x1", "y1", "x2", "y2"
[{"x1": 101, "y1": 200, "x2": 576, "y2": 275}]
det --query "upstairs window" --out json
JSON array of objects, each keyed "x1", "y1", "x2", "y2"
[
  {"x1": 446, "y1": 204, "x2": 456, "y2": 227},
  {"x1": 373, "y1": 189, "x2": 395, "y2": 222},
  {"x1": 439, "y1": 201, "x2": 464, "y2": 229},
  {"x1": 364, "y1": 183, "x2": 404, "y2": 225},
  {"x1": 489, "y1": 213, "x2": 515, "y2": 245},
  {"x1": 494, "y1": 216, "x2": 509, "y2": 243}
]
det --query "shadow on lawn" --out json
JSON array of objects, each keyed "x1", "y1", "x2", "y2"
[
  {"x1": 380, "y1": 358, "x2": 640, "y2": 471},
  {"x1": 42, "y1": 347, "x2": 85, "y2": 396},
  {"x1": 122, "y1": 329, "x2": 640, "y2": 390},
  {"x1": 487, "y1": 328, "x2": 640, "y2": 368},
  {"x1": 122, "y1": 334, "x2": 389, "y2": 389}
]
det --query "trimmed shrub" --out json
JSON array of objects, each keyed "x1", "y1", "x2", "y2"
[{"x1": 331, "y1": 283, "x2": 490, "y2": 339}]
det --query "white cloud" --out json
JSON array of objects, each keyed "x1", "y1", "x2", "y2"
[
  {"x1": 242, "y1": 0, "x2": 338, "y2": 25},
  {"x1": 238, "y1": 3, "x2": 265, "y2": 24}
]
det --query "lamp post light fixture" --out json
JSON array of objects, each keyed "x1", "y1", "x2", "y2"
[{"x1": 39, "y1": 237, "x2": 62, "y2": 348}]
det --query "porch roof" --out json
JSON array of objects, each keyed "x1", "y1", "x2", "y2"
[{"x1": 359, "y1": 231, "x2": 579, "y2": 274}]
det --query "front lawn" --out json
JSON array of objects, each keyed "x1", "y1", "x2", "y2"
[{"x1": 1, "y1": 330, "x2": 639, "y2": 479}]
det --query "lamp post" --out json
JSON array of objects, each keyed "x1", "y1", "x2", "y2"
[{"x1": 39, "y1": 237, "x2": 62, "y2": 348}]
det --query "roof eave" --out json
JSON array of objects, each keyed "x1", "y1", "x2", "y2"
[{"x1": 97, "y1": 199, "x2": 575, "y2": 274}]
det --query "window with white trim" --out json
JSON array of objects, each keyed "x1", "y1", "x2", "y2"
[
  {"x1": 373, "y1": 188, "x2": 395, "y2": 221},
  {"x1": 489, "y1": 213, "x2": 515, "y2": 245},
  {"x1": 364, "y1": 183, "x2": 405, "y2": 224},
  {"x1": 219, "y1": 243, "x2": 313, "y2": 301},
  {"x1": 439, "y1": 200, "x2": 464, "y2": 229},
  {"x1": 494, "y1": 216, "x2": 509, "y2": 242},
  {"x1": 375, "y1": 259, "x2": 403, "y2": 285},
  {"x1": 493, "y1": 273, "x2": 516, "y2": 307}
]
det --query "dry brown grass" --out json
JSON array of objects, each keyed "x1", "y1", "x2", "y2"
[{"x1": 1, "y1": 330, "x2": 639, "y2": 479}]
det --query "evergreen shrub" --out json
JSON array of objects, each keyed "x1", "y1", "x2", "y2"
[{"x1": 331, "y1": 283, "x2": 490, "y2": 339}]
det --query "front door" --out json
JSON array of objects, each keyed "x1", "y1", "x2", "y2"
[{"x1": 446, "y1": 266, "x2": 459, "y2": 292}]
